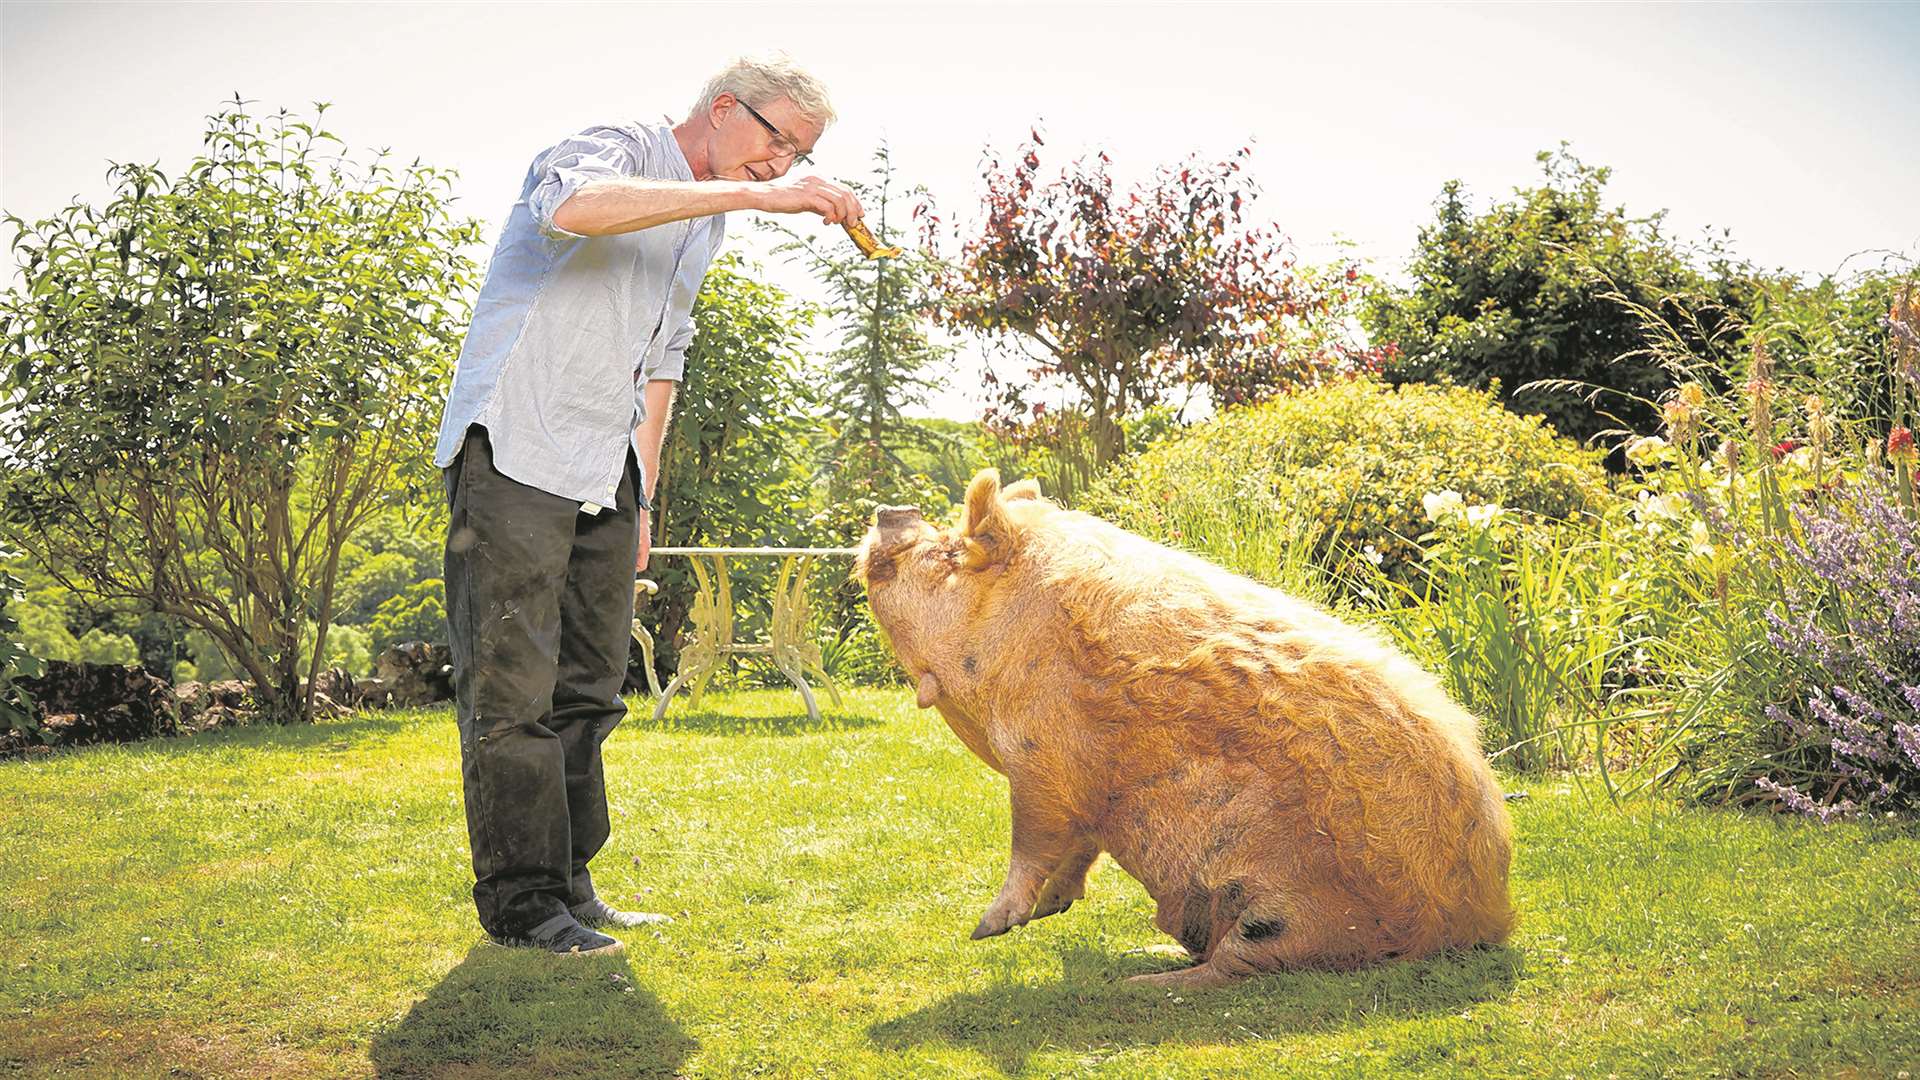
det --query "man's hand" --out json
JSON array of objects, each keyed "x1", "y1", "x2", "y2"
[
  {"x1": 755, "y1": 175, "x2": 864, "y2": 226},
  {"x1": 636, "y1": 508, "x2": 652, "y2": 573}
]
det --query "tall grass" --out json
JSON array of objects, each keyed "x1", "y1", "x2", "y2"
[
  {"x1": 1150, "y1": 492, "x2": 1347, "y2": 610},
  {"x1": 1353, "y1": 504, "x2": 1643, "y2": 777}
]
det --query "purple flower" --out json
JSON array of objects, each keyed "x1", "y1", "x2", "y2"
[
  {"x1": 1753, "y1": 776, "x2": 1858, "y2": 822},
  {"x1": 1832, "y1": 684, "x2": 1886, "y2": 724},
  {"x1": 1897, "y1": 723, "x2": 1920, "y2": 771},
  {"x1": 1766, "y1": 702, "x2": 1812, "y2": 740},
  {"x1": 1752, "y1": 473, "x2": 1920, "y2": 817}
]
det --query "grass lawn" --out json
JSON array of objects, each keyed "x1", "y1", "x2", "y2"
[{"x1": 2, "y1": 687, "x2": 1916, "y2": 1078}]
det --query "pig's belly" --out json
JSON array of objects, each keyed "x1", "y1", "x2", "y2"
[{"x1": 1090, "y1": 767, "x2": 1286, "y2": 902}]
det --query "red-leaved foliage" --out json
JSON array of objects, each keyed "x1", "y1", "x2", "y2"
[{"x1": 923, "y1": 128, "x2": 1383, "y2": 463}]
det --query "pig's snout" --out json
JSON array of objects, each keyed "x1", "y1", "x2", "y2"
[
  {"x1": 870, "y1": 505, "x2": 928, "y2": 553},
  {"x1": 858, "y1": 505, "x2": 927, "y2": 588},
  {"x1": 875, "y1": 505, "x2": 924, "y2": 532}
]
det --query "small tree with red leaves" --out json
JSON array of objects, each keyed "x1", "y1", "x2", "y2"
[{"x1": 926, "y1": 129, "x2": 1376, "y2": 477}]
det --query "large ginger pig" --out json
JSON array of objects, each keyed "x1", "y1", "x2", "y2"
[{"x1": 854, "y1": 469, "x2": 1515, "y2": 987}]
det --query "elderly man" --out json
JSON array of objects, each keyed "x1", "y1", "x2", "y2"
[{"x1": 434, "y1": 55, "x2": 861, "y2": 956}]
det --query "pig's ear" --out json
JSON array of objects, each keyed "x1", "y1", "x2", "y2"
[
  {"x1": 1003, "y1": 478, "x2": 1043, "y2": 502},
  {"x1": 960, "y1": 469, "x2": 1015, "y2": 570}
]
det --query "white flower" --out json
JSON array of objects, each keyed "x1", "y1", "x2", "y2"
[
  {"x1": 1625, "y1": 435, "x2": 1668, "y2": 467},
  {"x1": 1635, "y1": 491, "x2": 1689, "y2": 522},
  {"x1": 1362, "y1": 544, "x2": 1384, "y2": 566},
  {"x1": 1422, "y1": 490, "x2": 1465, "y2": 523},
  {"x1": 1689, "y1": 520, "x2": 1715, "y2": 558},
  {"x1": 1463, "y1": 503, "x2": 1503, "y2": 528},
  {"x1": 1785, "y1": 446, "x2": 1817, "y2": 470}
]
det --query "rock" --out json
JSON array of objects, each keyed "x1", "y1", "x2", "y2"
[
  {"x1": 170, "y1": 680, "x2": 262, "y2": 732},
  {"x1": 374, "y1": 642, "x2": 455, "y2": 707},
  {"x1": 207, "y1": 680, "x2": 251, "y2": 709},
  {"x1": 195, "y1": 704, "x2": 249, "y2": 731},
  {"x1": 297, "y1": 669, "x2": 358, "y2": 718},
  {"x1": 311, "y1": 667, "x2": 355, "y2": 703},
  {"x1": 13, "y1": 660, "x2": 180, "y2": 749},
  {"x1": 173, "y1": 680, "x2": 211, "y2": 725},
  {"x1": 309, "y1": 691, "x2": 353, "y2": 720},
  {"x1": 351, "y1": 676, "x2": 393, "y2": 710}
]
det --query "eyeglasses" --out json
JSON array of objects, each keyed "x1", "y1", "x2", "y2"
[{"x1": 735, "y1": 98, "x2": 814, "y2": 168}]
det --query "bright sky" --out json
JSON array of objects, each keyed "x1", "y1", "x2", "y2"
[{"x1": 5, "y1": 1, "x2": 1918, "y2": 421}]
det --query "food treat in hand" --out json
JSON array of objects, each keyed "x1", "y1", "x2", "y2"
[{"x1": 844, "y1": 219, "x2": 903, "y2": 259}]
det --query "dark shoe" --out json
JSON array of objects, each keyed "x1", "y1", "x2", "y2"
[
  {"x1": 491, "y1": 913, "x2": 625, "y2": 956},
  {"x1": 570, "y1": 895, "x2": 672, "y2": 929}
]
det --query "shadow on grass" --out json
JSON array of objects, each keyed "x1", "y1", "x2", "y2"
[
  {"x1": 869, "y1": 942, "x2": 1522, "y2": 1073},
  {"x1": 369, "y1": 941, "x2": 695, "y2": 1079},
  {"x1": 1, "y1": 707, "x2": 435, "y2": 766},
  {"x1": 623, "y1": 698, "x2": 887, "y2": 737}
]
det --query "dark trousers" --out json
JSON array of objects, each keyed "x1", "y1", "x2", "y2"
[{"x1": 442, "y1": 425, "x2": 641, "y2": 938}]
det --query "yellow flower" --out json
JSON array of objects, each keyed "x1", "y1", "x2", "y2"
[{"x1": 1625, "y1": 435, "x2": 1668, "y2": 467}]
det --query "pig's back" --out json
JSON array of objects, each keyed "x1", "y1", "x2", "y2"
[{"x1": 1023, "y1": 507, "x2": 1513, "y2": 950}]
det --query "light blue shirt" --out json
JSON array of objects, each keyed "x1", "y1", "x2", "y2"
[{"x1": 433, "y1": 120, "x2": 726, "y2": 511}]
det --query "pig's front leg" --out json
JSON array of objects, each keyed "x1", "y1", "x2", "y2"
[
  {"x1": 1032, "y1": 840, "x2": 1100, "y2": 919},
  {"x1": 972, "y1": 780, "x2": 1086, "y2": 940}
]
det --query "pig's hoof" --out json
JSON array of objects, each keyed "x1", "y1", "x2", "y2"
[
  {"x1": 970, "y1": 905, "x2": 1028, "y2": 940},
  {"x1": 970, "y1": 914, "x2": 1018, "y2": 939},
  {"x1": 1031, "y1": 879, "x2": 1084, "y2": 920},
  {"x1": 1031, "y1": 894, "x2": 1074, "y2": 920}
]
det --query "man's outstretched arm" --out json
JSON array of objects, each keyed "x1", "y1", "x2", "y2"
[{"x1": 554, "y1": 176, "x2": 863, "y2": 237}]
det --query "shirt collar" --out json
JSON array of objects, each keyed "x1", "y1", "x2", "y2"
[{"x1": 651, "y1": 117, "x2": 695, "y2": 182}]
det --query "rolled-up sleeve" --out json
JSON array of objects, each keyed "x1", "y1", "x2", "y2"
[
  {"x1": 644, "y1": 312, "x2": 694, "y2": 383},
  {"x1": 642, "y1": 217, "x2": 724, "y2": 383},
  {"x1": 528, "y1": 130, "x2": 633, "y2": 240}
]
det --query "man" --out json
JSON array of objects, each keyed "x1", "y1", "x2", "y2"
[{"x1": 434, "y1": 54, "x2": 863, "y2": 956}]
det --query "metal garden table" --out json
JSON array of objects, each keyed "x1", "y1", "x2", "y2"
[{"x1": 642, "y1": 547, "x2": 859, "y2": 724}]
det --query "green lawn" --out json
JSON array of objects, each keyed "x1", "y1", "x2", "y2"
[{"x1": 2, "y1": 688, "x2": 1916, "y2": 1078}]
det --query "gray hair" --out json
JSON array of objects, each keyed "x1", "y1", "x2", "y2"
[{"x1": 688, "y1": 53, "x2": 837, "y2": 129}]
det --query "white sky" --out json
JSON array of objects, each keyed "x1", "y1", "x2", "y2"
[{"x1": 5, "y1": 1, "x2": 1918, "y2": 420}]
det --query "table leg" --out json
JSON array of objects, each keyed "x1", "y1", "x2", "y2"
[
  {"x1": 769, "y1": 555, "x2": 844, "y2": 721},
  {"x1": 652, "y1": 554, "x2": 728, "y2": 720},
  {"x1": 693, "y1": 555, "x2": 732, "y2": 706}
]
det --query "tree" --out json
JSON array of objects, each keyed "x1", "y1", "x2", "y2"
[
  {"x1": 767, "y1": 143, "x2": 955, "y2": 483},
  {"x1": 0, "y1": 553, "x2": 41, "y2": 736},
  {"x1": 0, "y1": 96, "x2": 481, "y2": 722},
  {"x1": 367, "y1": 580, "x2": 447, "y2": 652},
  {"x1": 928, "y1": 128, "x2": 1360, "y2": 474},
  {"x1": 765, "y1": 144, "x2": 958, "y2": 630},
  {"x1": 1361, "y1": 146, "x2": 1770, "y2": 450}
]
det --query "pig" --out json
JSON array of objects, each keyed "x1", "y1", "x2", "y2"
[{"x1": 853, "y1": 469, "x2": 1515, "y2": 987}]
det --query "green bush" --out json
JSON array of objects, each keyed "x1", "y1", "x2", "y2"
[
  {"x1": 1, "y1": 558, "x2": 43, "y2": 736},
  {"x1": 368, "y1": 580, "x2": 448, "y2": 652},
  {"x1": 1080, "y1": 376, "x2": 1609, "y2": 579},
  {"x1": 73, "y1": 628, "x2": 139, "y2": 666},
  {"x1": 1361, "y1": 148, "x2": 1773, "y2": 449}
]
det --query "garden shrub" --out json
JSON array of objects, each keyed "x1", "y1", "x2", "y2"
[
  {"x1": 1360, "y1": 148, "x2": 1771, "y2": 450},
  {"x1": 1633, "y1": 284, "x2": 1920, "y2": 817},
  {"x1": 1080, "y1": 376, "x2": 1609, "y2": 580},
  {"x1": 1742, "y1": 478, "x2": 1920, "y2": 818},
  {"x1": 1, "y1": 558, "x2": 42, "y2": 738}
]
